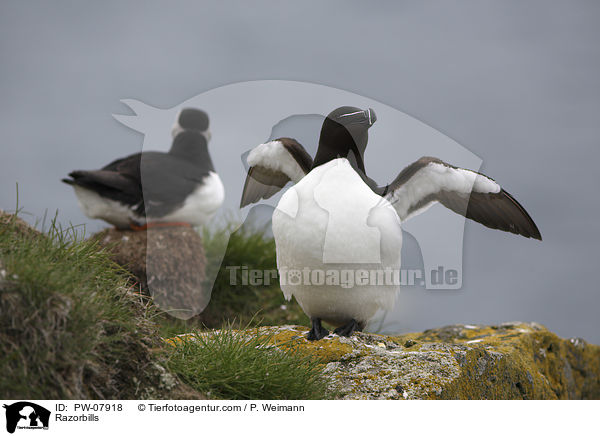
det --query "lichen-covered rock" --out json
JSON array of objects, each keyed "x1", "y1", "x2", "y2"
[
  {"x1": 204, "y1": 323, "x2": 600, "y2": 399},
  {"x1": 93, "y1": 227, "x2": 208, "y2": 319}
]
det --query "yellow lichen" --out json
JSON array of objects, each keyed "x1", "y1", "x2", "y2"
[{"x1": 165, "y1": 323, "x2": 600, "y2": 399}]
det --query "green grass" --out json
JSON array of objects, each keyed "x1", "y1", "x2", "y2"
[
  {"x1": 155, "y1": 220, "x2": 309, "y2": 337},
  {"x1": 0, "y1": 209, "x2": 330, "y2": 400},
  {"x1": 167, "y1": 327, "x2": 330, "y2": 400},
  {"x1": 0, "y1": 212, "x2": 162, "y2": 399}
]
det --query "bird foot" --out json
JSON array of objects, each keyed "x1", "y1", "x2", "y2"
[
  {"x1": 307, "y1": 318, "x2": 329, "y2": 341},
  {"x1": 333, "y1": 319, "x2": 360, "y2": 337}
]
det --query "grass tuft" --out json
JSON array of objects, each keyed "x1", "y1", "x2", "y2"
[
  {"x1": 0, "y1": 211, "x2": 167, "y2": 399},
  {"x1": 167, "y1": 327, "x2": 330, "y2": 400}
]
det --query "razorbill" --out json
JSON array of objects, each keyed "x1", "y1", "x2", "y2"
[
  {"x1": 241, "y1": 106, "x2": 541, "y2": 340},
  {"x1": 63, "y1": 108, "x2": 224, "y2": 229}
]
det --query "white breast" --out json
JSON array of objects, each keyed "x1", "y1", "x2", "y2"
[
  {"x1": 272, "y1": 158, "x2": 402, "y2": 328},
  {"x1": 157, "y1": 171, "x2": 225, "y2": 226},
  {"x1": 73, "y1": 171, "x2": 224, "y2": 228}
]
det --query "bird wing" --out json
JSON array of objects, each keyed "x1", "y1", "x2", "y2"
[
  {"x1": 240, "y1": 138, "x2": 313, "y2": 207},
  {"x1": 383, "y1": 156, "x2": 541, "y2": 240},
  {"x1": 63, "y1": 152, "x2": 210, "y2": 217},
  {"x1": 62, "y1": 152, "x2": 143, "y2": 205}
]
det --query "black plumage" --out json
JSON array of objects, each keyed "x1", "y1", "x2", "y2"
[
  {"x1": 240, "y1": 106, "x2": 541, "y2": 241},
  {"x1": 63, "y1": 108, "x2": 219, "y2": 228}
]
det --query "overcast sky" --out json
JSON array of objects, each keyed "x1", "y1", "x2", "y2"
[{"x1": 1, "y1": 1, "x2": 599, "y2": 342}]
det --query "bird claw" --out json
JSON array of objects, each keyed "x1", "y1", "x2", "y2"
[
  {"x1": 307, "y1": 318, "x2": 329, "y2": 341},
  {"x1": 333, "y1": 319, "x2": 360, "y2": 337}
]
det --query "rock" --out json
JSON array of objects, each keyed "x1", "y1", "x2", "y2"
[
  {"x1": 189, "y1": 322, "x2": 600, "y2": 399},
  {"x1": 92, "y1": 227, "x2": 208, "y2": 319},
  {"x1": 135, "y1": 362, "x2": 207, "y2": 400},
  {"x1": 0, "y1": 210, "x2": 41, "y2": 238}
]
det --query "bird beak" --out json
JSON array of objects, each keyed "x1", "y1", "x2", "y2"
[
  {"x1": 336, "y1": 107, "x2": 377, "y2": 127},
  {"x1": 366, "y1": 108, "x2": 377, "y2": 127}
]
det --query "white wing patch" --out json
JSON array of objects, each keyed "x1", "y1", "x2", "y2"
[
  {"x1": 388, "y1": 162, "x2": 500, "y2": 221},
  {"x1": 247, "y1": 140, "x2": 306, "y2": 183}
]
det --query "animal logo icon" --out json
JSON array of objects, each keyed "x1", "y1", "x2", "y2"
[{"x1": 3, "y1": 402, "x2": 50, "y2": 434}]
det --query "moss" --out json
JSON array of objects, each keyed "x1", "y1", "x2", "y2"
[
  {"x1": 167, "y1": 322, "x2": 600, "y2": 400},
  {"x1": 266, "y1": 327, "x2": 356, "y2": 362},
  {"x1": 180, "y1": 322, "x2": 600, "y2": 399},
  {"x1": 396, "y1": 323, "x2": 600, "y2": 399},
  {"x1": 169, "y1": 326, "x2": 355, "y2": 363}
]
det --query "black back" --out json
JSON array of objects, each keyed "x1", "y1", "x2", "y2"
[{"x1": 63, "y1": 130, "x2": 214, "y2": 218}]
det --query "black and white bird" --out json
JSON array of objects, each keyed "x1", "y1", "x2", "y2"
[
  {"x1": 63, "y1": 108, "x2": 224, "y2": 229},
  {"x1": 240, "y1": 106, "x2": 541, "y2": 340}
]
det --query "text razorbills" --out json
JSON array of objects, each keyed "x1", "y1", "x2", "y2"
[{"x1": 55, "y1": 413, "x2": 100, "y2": 422}]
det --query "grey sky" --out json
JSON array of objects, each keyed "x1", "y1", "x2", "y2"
[{"x1": 1, "y1": 1, "x2": 599, "y2": 342}]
